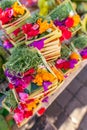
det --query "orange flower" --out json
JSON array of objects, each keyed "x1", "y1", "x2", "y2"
[
  {"x1": 27, "y1": 99, "x2": 40, "y2": 111},
  {"x1": 33, "y1": 74, "x2": 43, "y2": 86},
  {"x1": 37, "y1": 18, "x2": 42, "y2": 25},
  {"x1": 37, "y1": 19, "x2": 53, "y2": 34},
  {"x1": 70, "y1": 52, "x2": 80, "y2": 60},
  {"x1": 12, "y1": 2, "x2": 25, "y2": 17},
  {"x1": 72, "y1": 14, "x2": 80, "y2": 27},
  {"x1": 33, "y1": 69, "x2": 55, "y2": 86}
]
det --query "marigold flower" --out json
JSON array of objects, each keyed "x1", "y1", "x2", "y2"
[
  {"x1": 72, "y1": 14, "x2": 80, "y2": 27},
  {"x1": 12, "y1": 2, "x2": 25, "y2": 17},
  {"x1": 33, "y1": 69, "x2": 55, "y2": 86}
]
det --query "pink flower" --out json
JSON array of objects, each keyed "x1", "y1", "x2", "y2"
[
  {"x1": 19, "y1": 92, "x2": 29, "y2": 102},
  {"x1": 32, "y1": 24, "x2": 39, "y2": 30}
]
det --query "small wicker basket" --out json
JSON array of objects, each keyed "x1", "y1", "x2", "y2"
[
  {"x1": 2, "y1": 7, "x2": 30, "y2": 45},
  {"x1": 26, "y1": 27, "x2": 62, "y2": 62}
]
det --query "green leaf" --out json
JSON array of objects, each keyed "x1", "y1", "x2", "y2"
[
  {"x1": 4, "y1": 90, "x2": 18, "y2": 109},
  {"x1": 5, "y1": 45, "x2": 43, "y2": 74},
  {"x1": 61, "y1": 44, "x2": 71, "y2": 59},
  {"x1": 49, "y1": 1, "x2": 74, "y2": 21},
  {"x1": 0, "y1": 0, "x2": 18, "y2": 10},
  {"x1": 73, "y1": 35, "x2": 87, "y2": 49}
]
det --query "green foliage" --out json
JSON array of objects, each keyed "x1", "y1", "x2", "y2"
[
  {"x1": 49, "y1": 2, "x2": 69, "y2": 21},
  {"x1": 73, "y1": 35, "x2": 87, "y2": 49},
  {"x1": 4, "y1": 90, "x2": 18, "y2": 109},
  {"x1": 26, "y1": 13, "x2": 40, "y2": 24},
  {"x1": 0, "y1": 0, "x2": 18, "y2": 10},
  {"x1": 5, "y1": 45, "x2": 43, "y2": 74},
  {"x1": 26, "y1": 13, "x2": 51, "y2": 24},
  {"x1": 61, "y1": 44, "x2": 71, "y2": 59},
  {"x1": 0, "y1": 57, "x2": 5, "y2": 81},
  {"x1": 0, "y1": 46, "x2": 9, "y2": 82},
  {"x1": 0, "y1": 46, "x2": 9, "y2": 61},
  {"x1": 0, "y1": 115, "x2": 9, "y2": 130}
]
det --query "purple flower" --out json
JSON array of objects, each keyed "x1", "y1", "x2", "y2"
[
  {"x1": 43, "y1": 81, "x2": 52, "y2": 91},
  {"x1": 54, "y1": 18, "x2": 67, "y2": 26},
  {"x1": 69, "y1": 59, "x2": 78, "y2": 69},
  {"x1": 80, "y1": 48, "x2": 87, "y2": 56},
  {"x1": 42, "y1": 96, "x2": 49, "y2": 103},
  {"x1": 3, "y1": 40, "x2": 13, "y2": 49},
  {"x1": 29, "y1": 38, "x2": 45, "y2": 50}
]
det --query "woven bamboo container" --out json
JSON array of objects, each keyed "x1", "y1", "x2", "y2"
[
  {"x1": 49, "y1": 0, "x2": 81, "y2": 34},
  {"x1": 24, "y1": 48, "x2": 58, "y2": 99},
  {"x1": 2, "y1": 7, "x2": 30, "y2": 46},
  {"x1": 26, "y1": 27, "x2": 62, "y2": 62},
  {"x1": 4, "y1": 47, "x2": 58, "y2": 101},
  {"x1": 63, "y1": 43, "x2": 82, "y2": 76}
]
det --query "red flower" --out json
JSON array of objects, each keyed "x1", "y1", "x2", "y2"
[
  {"x1": 8, "y1": 83, "x2": 14, "y2": 89},
  {"x1": 62, "y1": 29, "x2": 72, "y2": 40},
  {"x1": 24, "y1": 110, "x2": 33, "y2": 118},
  {"x1": 26, "y1": 99, "x2": 34, "y2": 104},
  {"x1": 65, "y1": 17, "x2": 74, "y2": 28},
  {"x1": 23, "y1": 68, "x2": 35, "y2": 77},
  {"x1": 0, "y1": 8, "x2": 3, "y2": 13},
  {"x1": 55, "y1": 63, "x2": 63, "y2": 69},
  {"x1": 59, "y1": 26, "x2": 66, "y2": 31},
  {"x1": 20, "y1": 103, "x2": 27, "y2": 110},
  {"x1": 55, "y1": 61, "x2": 70, "y2": 70},
  {"x1": 63, "y1": 61, "x2": 70, "y2": 70},
  {"x1": 13, "y1": 28, "x2": 20, "y2": 36},
  {"x1": 59, "y1": 36, "x2": 64, "y2": 42},
  {"x1": 59, "y1": 26, "x2": 72, "y2": 41},
  {"x1": 22, "y1": 23, "x2": 33, "y2": 34},
  {"x1": 14, "y1": 108, "x2": 21, "y2": 113},
  {"x1": 27, "y1": 29, "x2": 39, "y2": 38},
  {"x1": 82, "y1": 55, "x2": 87, "y2": 59},
  {"x1": 0, "y1": 8, "x2": 13, "y2": 25},
  {"x1": 37, "y1": 107, "x2": 46, "y2": 116},
  {"x1": 16, "y1": 86, "x2": 24, "y2": 93}
]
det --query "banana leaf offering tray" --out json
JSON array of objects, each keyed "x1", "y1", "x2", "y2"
[
  {"x1": 23, "y1": 15, "x2": 62, "y2": 62},
  {"x1": 49, "y1": 0, "x2": 81, "y2": 42},
  {"x1": 4, "y1": 44, "x2": 62, "y2": 126},
  {"x1": 5, "y1": 45, "x2": 58, "y2": 99},
  {"x1": 54, "y1": 43, "x2": 81, "y2": 76},
  {"x1": 0, "y1": 0, "x2": 30, "y2": 45}
]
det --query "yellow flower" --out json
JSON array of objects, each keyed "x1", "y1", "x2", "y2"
[
  {"x1": 27, "y1": 99, "x2": 40, "y2": 111},
  {"x1": 73, "y1": 14, "x2": 80, "y2": 27},
  {"x1": 12, "y1": 2, "x2": 25, "y2": 17},
  {"x1": 33, "y1": 69, "x2": 55, "y2": 86},
  {"x1": 37, "y1": 19, "x2": 53, "y2": 34}
]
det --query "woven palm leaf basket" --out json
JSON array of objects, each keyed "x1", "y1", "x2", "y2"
[
  {"x1": 0, "y1": 0, "x2": 30, "y2": 45},
  {"x1": 54, "y1": 43, "x2": 82, "y2": 77},
  {"x1": 3, "y1": 44, "x2": 61, "y2": 127},
  {"x1": 22, "y1": 15, "x2": 62, "y2": 62},
  {"x1": 49, "y1": 0, "x2": 81, "y2": 39},
  {"x1": 4, "y1": 45, "x2": 58, "y2": 100}
]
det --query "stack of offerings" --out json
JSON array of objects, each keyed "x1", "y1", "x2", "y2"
[
  {"x1": 22, "y1": 15, "x2": 62, "y2": 62},
  {"x1": 54, "y1": 43, "x2": 81, "y2": 76},
  {"x1": 3, "y1": 45, "x2": 63, "y2": 127},
  {"x1": 49, "y1": 0, "x2": 81, "y2": 42},
  {"x1": 0, "y1": 0, "x2": 30, "y2": 46}
]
